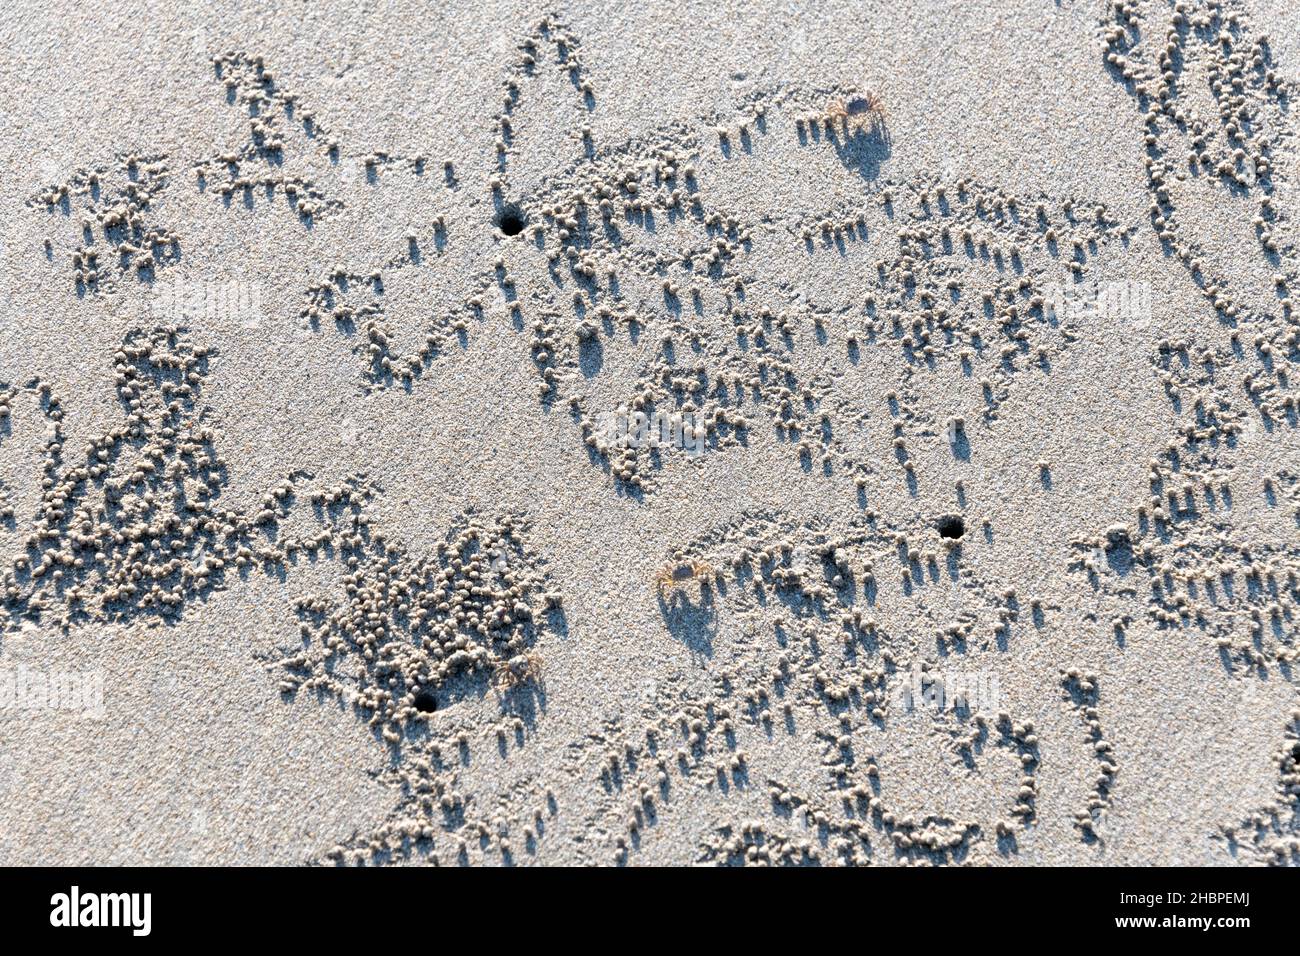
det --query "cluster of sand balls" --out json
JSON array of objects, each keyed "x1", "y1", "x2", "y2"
[
  {"x1": 839, "y1": 708, "x2": 1039, "y2": 855},
  {"x1": 432, "y1": 33, "x2": 1132, "y2": 502},
  {"x1": 1057, "y1": 101, "x2": 1299, "y2": 667},
  {"x1": 1060, "y1": 668, "x2": 1117, "y2": 841},
  {"x1": 1274, "y1": 715, "x2": 1300, "y2": 805},
  {"x1": 275, "y1": 512, "x2": 561, "y2": 741},
  {"x1": 479, "y1": 54, "x2": 785, "y2": 492},
  {"x1": 704, "y1": 788, "x2": 981, "y2": 865},
  {"x1": 668, "y1": 510, "x2": 1022, "y2": 661},
  {"x1": 1070, "y1": 389, "x2": 1300, "y2": 672},
  {"x1": 303, "y1": 271, "x2": 417, "y2": 384},
  {"x1": 527, "y1": 308, "x2": 565, "y2": 402},
  {"x1": 0, "y1": 327, "x2": 391, "y2": 630},
  {"x1": 324, "y1": 759, "x2": 559, "y2": 866},
  {"x1": 1104, "y1": 0, "x2": 1295, "y2": 328},
  {"x1": 17, "y1": 13, "x2": 1289, "y2": 866},
  {"x1": 699, "y1": 819, "x2": 822, "y2": 866},
  {"x1": 527, "y1": 145, "x2": 717, "y2": 274},
  {"x1": 992, "y1": 715, "x2": 1041, "y2": 833},
  {"x1": 0, "y1": 320, "x2": 568, "y2": 858},
  {"x1": 810, "y1": 175, "x2": 1131, "y2": 433},
  {"x1": 549, "y1": 294, "x2": 755, "y2": 492},
  {"x1": 398, "y1": 621, "x2": 1033, "y2": 865},
  {"x1": 1149, "y1": 338, "x2": 1254, "y2": 433},
  {"x1": 30, "y1": 153, "x2": 178, "y2": 292},
  {"x1": 360, "y1": 150, "x2": 431, "y2": 180},
  {"x1": 1, "y1": 328, "x2": 240, "y2": 625},
  {"x1": 549, "y1": 297, "x2": 776, "y2": 493},
  {"x1": 316, "y1": 695, "x2": 562, "y2": 865},
  {"x1": 299, "y1": 239, "x2": 468, "y2": 392},
  {"x1": 547, "y1": 159, "x2": 1128, "y2": 496},
  {"x1": 1075, "y1": 0, "x2": 1300, "y2": 614},
  {"x1": 1220, "y1": 712, "x2": 1300, "y2": 864},
  {"x1": 490, "y1": 14, "x2": 595, "y2": 201},
  {"x1": 774, "y1": 767, "x2": 982, "y2": 865},
  {"x1": 310, "y1": 497, "x2": 1039, "y2": 866},
  {"x1": 195, "y1": 51, "x2": 342, "y2": 222},
  {"x1": 590, "y1": 690, "x2": 780, "y2": 866},
  {"x1": 32, "y1": 47, "x2": 360, "y2": 298},
  {"x1": 628, "y1": 513, "x2": 1043, "y2": 864}
]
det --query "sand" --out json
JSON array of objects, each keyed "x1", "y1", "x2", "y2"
[{"x1": 0, "y1": 0, "x2": 1297, "y2": 866}]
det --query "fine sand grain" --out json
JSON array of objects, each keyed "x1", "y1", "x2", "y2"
[{"x1": 0, "y1": 0, "x2": 1297, "y2": 865}]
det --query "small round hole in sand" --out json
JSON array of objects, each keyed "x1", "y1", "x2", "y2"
[
  {"x1": 496, "y1": 205, "x2": 526, "y2": 236},
  {"x1": 414, "y1": 691, "x2": 438, "y2": 713},
  {"x1": 937, "y1": 516, "x2": 965, "y2": 540}
]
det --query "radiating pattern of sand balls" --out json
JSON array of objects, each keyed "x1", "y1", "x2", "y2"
[{"x1": 4, "y1": 1, "x2": 1300, "y2": 866}]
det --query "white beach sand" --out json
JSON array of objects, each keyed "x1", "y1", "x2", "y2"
[{"x1": 0, "y1": 0, "x2": 1297, "y2": 865}]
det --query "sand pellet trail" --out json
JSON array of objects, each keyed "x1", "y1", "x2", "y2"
[{"x1": 0, "y1": 0, "x2": 1297, "y2": 866}]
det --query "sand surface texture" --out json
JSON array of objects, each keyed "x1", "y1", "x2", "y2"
[{"x1": 1, "y1": 0, "x2": 1298, "y2": 865}]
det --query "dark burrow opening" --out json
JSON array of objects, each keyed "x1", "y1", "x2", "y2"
[
  {"x1": 937, "y1": 515, "x2": 965, "y2": 540},
  {"x1": 496, "y1": 204, "x2": 526, "y2": 236},
  {"x1": 413, "y1": 690, "x2": 438, "y2": 713}
]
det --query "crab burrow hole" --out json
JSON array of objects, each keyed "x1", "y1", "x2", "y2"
[
  {"x1": 496, "y1": 203, "x2": 526, "y2": 237},
  {"x1": 937, "y1": 515, "x2": 965, "y2": 540}
]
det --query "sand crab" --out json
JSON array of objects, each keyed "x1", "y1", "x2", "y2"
[
  {"x1": 823, "y1": 91, "x2": 887, "y2": 132},
  {"x1": 654, "y1": 558, "x2": 715, "y2": 599},
  {"x1": 493, "y1": 650, "x2": 544, "y2": 692}
]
